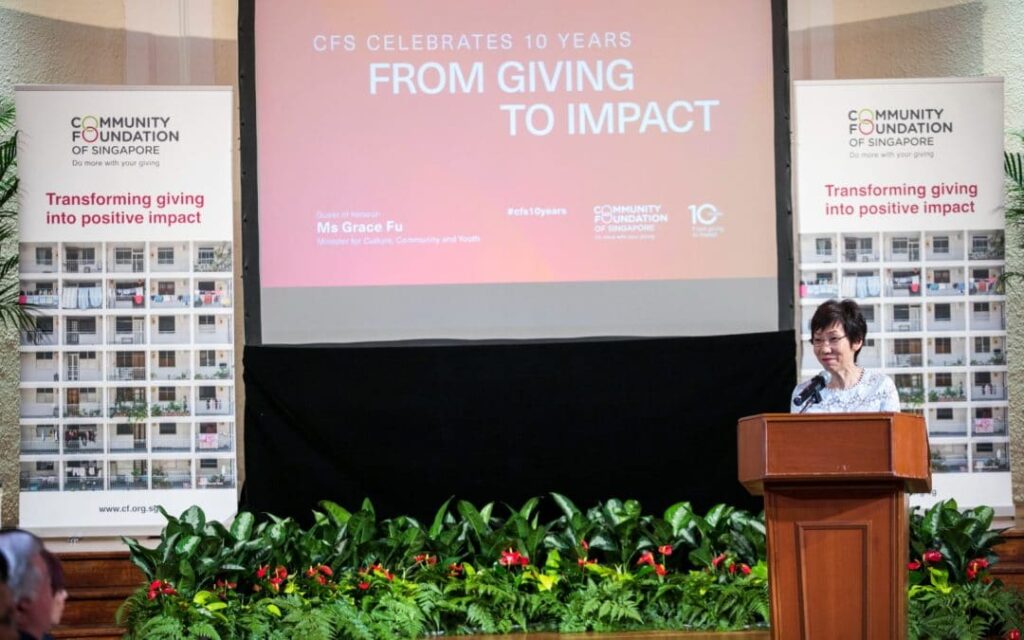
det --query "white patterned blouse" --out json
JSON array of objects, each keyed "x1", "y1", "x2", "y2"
[{"x1": 790, "y1": 368, "x2": 901, "y2": 413}]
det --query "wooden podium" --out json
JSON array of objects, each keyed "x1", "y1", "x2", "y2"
[{"x1": 737, "y1": 413, "x2": 930, "y2": 640}]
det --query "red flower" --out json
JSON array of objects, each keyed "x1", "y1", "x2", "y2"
[
  {"x1": 448, "y1": 563, "x2": 463, "y2": 576},
  {"x1": 923, "y1": 550, "x2": 943, "y2": 564},
  {"x1": 967, "y1": 567, "x2": 978, "y2": 581},
  {"x1": 577, "y1": 557, "x2": 597, "y2": 567},
  {"x1": 580, "y1": 539, "x2": 589, "y2": 551},
  {"x1": 728, "y1": 563, "x2": 737, "y2": 574},
  {"x1": 316, "y1": 574, "x2": 327, "y2": 586},
  {"x1": 636, "y1": 551, "x2": 652, "y2": 566},
  {"x1": 1006, "y1": 629, "x2": 1021, "y2": 640},
  {"x1": 658, "y1": 545, "x2": 673, "y2": 556},
  {"x1": 968, "y1": 557, "x2": 989, "y2": 570},
  {"x1": 146, "y1": 579, "x2": 176, "y2": 600},
  {"x1": 306, "y1": 567, "x2": 318, "y2": 578},
  {"x1": 358, "y1": 581, "x2": 370, "y2": 591},
  {"x1": 274, "y1": 566, "x2": 288, "y2": 579},
  {"x1": 319, "y1": 564, "x2": 334, "y2": 576},
  {"x1": 739, "y1": 563, "x2": 752, "y2": 575},
  {"x1": 655, "y1": 563, "x2": 668, "y2": 576},
  {"x1": 413, "y1": 553, "x2": 438, "y2": 566},
  {"x1": 500, "y1": 548, "x2": 524, "y2": 567},
  {"x1": 256, "y1": 565, "x2": 269, "y2": 579},
  {"x1": 907, "y1": 560, "x2": 921, "y2": 571},
  {"x1": 711, "y1": 553, "x2": 727, "y2": 568},
  {"x1": 268, "y1": 577, "x2": 283, "y2": 591}
]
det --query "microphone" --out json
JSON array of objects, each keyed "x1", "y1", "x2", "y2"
[{"x1": 793, "y1": 371, "x2": 831, "y2": 407}]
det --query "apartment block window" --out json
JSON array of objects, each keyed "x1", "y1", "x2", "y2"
[
  {"x1": 158, "y1": 351, "x2": 176, "y2": 368},
  {"x1": 157, "y1": 282, "x2": 176, "y2": 296},
  {"x1": 973, "y1": 302, "x2": 990, "y2": 320},
  {"x1": 972, "y1": 268, "x2": 991, "y2": 280},
  {"x1": 845, "y1": 237, "x2": 873, "y2": 253},
  {"x1": 894, "y1": 374, "x2": 920, "y2": 389},
  {"x1": 933, "y1": 236, "x2": 949, "y2": 254},
  {"x1": 199, "y1": 350, "x2": 216, "y2": 367},
  {"x1": 198, "y1": 387, "x2": 216, "y2": 402},
  {"x1": 157, "y1": 247, "x2": 174, "y2": 265},
  {"x1": 892, "y1": 238, "x2": 909, "y2": 254},
  {"x1": 933, "y1": 270, "x2": 951, "y2": 284},
  {"x1": 972, "y1": 236, "x2": 989, "y2": 254},
  {"x1": 935, "y1": 372, "x2": 953, "y2": 387},
  {"x1": 158, "y1": 387, "x2": 176, "y2": 402},
  {"x1": 934, "y1": 304, "x2": 952, "y2": 322},
  {"x1": 976, "y1": 407, "x2": 993, "y2": 420},
  {"x1": 115, "y1": 352, "x2": 143, "y2": 368},
  {"x1": 116, "y1": 424, "x2": 133, "y2": 436},
  {"x1": 67, "y1": 318, "x2": 97, "y2": 334},
  {"x1": 115, "y1": 317, "x2": 134, "y2": 333},
  {"x1": 936, "y1": 408, "x2": 954, "y2": 420},
  {"x1": 37, "y1": 462, "x2": 54, "y2": 472},
  {"x1": 159, "y1": 423, "x2": 177, "y2": 435},
  {"x1": 198, "y1": 316, "x2": 215, "y2": 332},
  {"x1": 197, "y1": 247, "x2": 215, "y2": 266},
  {"x1": 861, "y1": 306, "x2": 875, "y2": 323},
  {"x1": 36, "y1": 388, "x2": 54, "y2": 403},
  {"x1": 200, "y1": 423, "x2": 217, "y2": 434},
  {"x1": 975, "y1": 372, "x2": 992, "y2": 385},
  {"x1": 975, "y1": 337, "x2": 991, "y2": 353},
  {"x1": 35, "y1": 247, "x2": 53, "y2": 266},
  {"x1": 115, "y1": 387, "x2": 145, "y2": 403},
  {"x1": 894, "y1": 340, "x2": 921, "y2": 355},
  {"x1": 200, "y1": 459, "x2": 218, "y2": 469},
  {"x1": 815, "y1": 238, "x2": 832, "y2": 257},
  {"x1": 80, "y1": 351, "x2": 96, "y2": 360},
  {"x1": 36, "y1": 317, "x2": 53, "y2": 334},
  {"x1": 934, "y1": 338, "x2": 952, "y2": 354},
  {"x1": 814, "y1": 272, "x2": 834, "y2": 284},
  {"x1": 114, "y1": 248, "x2": 134, "y2": 266},
  {"x1": 158, "y1": 316, "x2": 175, "y2": 334},
  {"x1": 35, "y1": 352, "x2": 54, "y2": 362},
  {"x1": 893, "y1": 305, "x2": 910, "y2": 322}
]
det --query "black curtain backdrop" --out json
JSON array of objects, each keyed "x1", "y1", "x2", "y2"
[{"x1": 242, "y1": 331, "x2": 795, "y2": 524}]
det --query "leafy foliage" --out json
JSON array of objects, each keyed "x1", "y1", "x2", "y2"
[
  {"x1": 1004, "y1": 131, "x2": 1024, "y2": 284},
  {"x1": 120, "y1": 497, "x2": 1021, "y2": 638},
  {"x1": 0, "y1": 97, "x2": 34, "y2": 330}
]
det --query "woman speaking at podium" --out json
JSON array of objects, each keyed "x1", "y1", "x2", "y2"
[{"x1": 792, "y1": 298, "x2": 900, "y2": 413}]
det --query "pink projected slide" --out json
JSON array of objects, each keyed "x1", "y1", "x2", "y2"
[{"x1": 256, "y1": 0, "x2": 776, "y2": 288}]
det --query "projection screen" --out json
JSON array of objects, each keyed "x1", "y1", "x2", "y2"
[{"x1": 248, "y1": 0, "x2": 786, "y2": 343}]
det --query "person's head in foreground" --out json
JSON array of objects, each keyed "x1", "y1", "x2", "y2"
[
  {"x1": 39, "y1": 550, "x2": 65, "y2": 628},
  {"x1": 0, "y1": 552, "x2": 18, "y2": 640},
  {"x1": 0, "y1": 529, "x2": 54, "y2": 640}
]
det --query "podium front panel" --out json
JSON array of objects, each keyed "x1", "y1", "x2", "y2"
[{"x1": 766, "y1": 418, "x2": 892, "y2": 476}]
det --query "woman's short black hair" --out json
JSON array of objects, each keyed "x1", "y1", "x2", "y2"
[{"x1": 810, "y1": 298, "x2": 868, "y2": 361}]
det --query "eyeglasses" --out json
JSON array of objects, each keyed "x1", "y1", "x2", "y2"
[{"x1": 810, "y1": 335, "x2": 847, "y2": 349}]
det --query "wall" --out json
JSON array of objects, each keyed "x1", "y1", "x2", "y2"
[
  {"x1": 789, "y1": 0, "x2": 1024, "y2": 509},
  {"x1": 0, "y1": 0, "x2": 241, "y2": 524}
]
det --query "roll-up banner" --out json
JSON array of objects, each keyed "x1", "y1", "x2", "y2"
[
  {"x1": 793, "y1": 78, "x2": 1009, "y2": 513},
  {"x1": 14, "y1": 86, "x2": 237, "y2": 535}
]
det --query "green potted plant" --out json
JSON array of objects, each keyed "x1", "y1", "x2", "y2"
[{"x1": 0, "y1": 98, "x2": 34, "y2": 330}]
